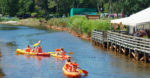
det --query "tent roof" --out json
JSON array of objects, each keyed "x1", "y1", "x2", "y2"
[{"x1": 111, "y1": 7, "x2": 150, "y2": 27}]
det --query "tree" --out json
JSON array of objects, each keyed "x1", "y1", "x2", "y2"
[{"x1": 17, "y1": 0, "x2": 33, "y2": 16}]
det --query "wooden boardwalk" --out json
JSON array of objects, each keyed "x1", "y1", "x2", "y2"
[{"x1": 92, "y1": 30, "x2": 150, "y2": 63}]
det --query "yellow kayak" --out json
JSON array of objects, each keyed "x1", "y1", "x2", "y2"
[
  {"x1": 51, "y1": 53, "x2": 71, "y2": 59},
  {"x1": 62, "y1": 65, "x2": 81, "y2": 78},
  {"x1": 16, "y1": 49, "x2": 50, "y2": 56}
]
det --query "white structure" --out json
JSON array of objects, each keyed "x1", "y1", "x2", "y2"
[{"x1": 111, "y1": 7, "x2": 150, "y2": 34}]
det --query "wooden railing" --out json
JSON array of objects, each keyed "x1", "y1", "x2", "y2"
[
  {"x1": 107, "y1": 31, "x2": 150, "y2": 53},
  {"x1": 92, "y1": 30, "x2": 104, "y2": 43}
]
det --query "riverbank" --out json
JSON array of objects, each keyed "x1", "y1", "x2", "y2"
[{"x1": 0, "y1": 16, "x2": 111, "y2": 40}]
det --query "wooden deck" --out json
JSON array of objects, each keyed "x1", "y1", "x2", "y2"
[{"x1": 92, "y1": 30, "x2": 150, "y2": 63}]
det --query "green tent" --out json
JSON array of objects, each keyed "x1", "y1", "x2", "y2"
[{"x1": 70, "y1": 8, "x2": 97, "y2": 16}]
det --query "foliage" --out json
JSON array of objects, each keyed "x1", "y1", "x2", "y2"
[
  {"x1": 0, "y1": 17, "x2": 19, "y2": 21},
  {"x1": 0, "y1": 0, "x2": 150, "y2": 17},
  {"x1": 47, "y1": 16, "x2": 111, "y2": 36}
]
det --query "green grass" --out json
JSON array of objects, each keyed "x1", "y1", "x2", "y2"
[
  {"x1": 0, "y1": 17, "x2": 19, "y2": 22},
  {"x1": 47, "y1": 16, "x2": 111, "y2": 36}
]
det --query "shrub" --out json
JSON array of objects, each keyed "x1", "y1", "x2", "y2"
[{"x1": 47, "y1": 16, "x2": 111, "y2": 36}]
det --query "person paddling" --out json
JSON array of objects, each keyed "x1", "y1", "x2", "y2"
[
  {"x1": 37, "y1": 46, "x2": 42, "y2": 53},
  {"x1": 60, "y1": 48, "x2": 66, "y2": 57},
  {"x1": 32, "y1": 46, "x2": 37, "y2": 52},
  {"x1": 72, "y1": 62, "x2": 79, "y2": 72},
  {"x1": 65, "y1": 57, "x2": 73, "y2": 72},
  {"x1": 55, "y1": 49, "x2": 61, "y2": 56},
  {"x1": 25, "y1": 45, "x2": 31, "y2": 52}
]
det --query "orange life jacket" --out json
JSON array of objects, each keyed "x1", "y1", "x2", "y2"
[
  {"x1": 25, "y1": 48, "x2": 31, "y2": 52},
  {"x1": 38, "y1": 47, "x2": 42, "y2": 53}
]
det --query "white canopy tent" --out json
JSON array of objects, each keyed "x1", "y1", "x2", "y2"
[{"x1": 111, "y1": 7, "x2": 150, "y2": 33}]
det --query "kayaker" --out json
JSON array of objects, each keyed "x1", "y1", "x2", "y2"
[
  {"x1": 65, "y1": 58, "x2": 71, "y2": 70},
  {"x1": 65, "y1": 57, "x2": 72, "y2": 71},
  {"x1": 72, "y1": 62, "x2": 79, "y2": 72},
  {"x1": 25, "y1": 45, "x2": 31, "y2": 52},
  {"x1": 55, "y1": 49, "x2": 61, "y2": 56},
  {"x1": 32, "y1": 46, "x2": 36, "y2": 52},
  {"x1": 37, "y1": 46, "x2": 42, "y2": 53},
  {"x1": 60, "y1": 48, "x2": 66, "y2": 57}
]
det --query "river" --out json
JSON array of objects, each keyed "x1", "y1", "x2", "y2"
[{"x1": 0, "y1": 24, "x2": 150, "y2": 78}]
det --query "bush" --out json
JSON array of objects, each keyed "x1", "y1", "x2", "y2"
[
  {"x1": 47, "y1": 16, "x2": 111, "y2": 36},
  {"x1": 31, "y1": 12, "x2": 37, "y2": 17}
]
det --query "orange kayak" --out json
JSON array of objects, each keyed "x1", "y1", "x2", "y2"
[
  {"x1": 16, "y1": 49, "x2": 50, "y2": 56},
  {"x1": 62, "y1": 65, "x2": 81, "y2": 78}
]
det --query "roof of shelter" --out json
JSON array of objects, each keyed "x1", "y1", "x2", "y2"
[{"x1": 111, "y1": 7, "x2": 150, "y2": 27}]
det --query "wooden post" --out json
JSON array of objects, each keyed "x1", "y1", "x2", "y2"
[
  {"x1": 129, "y1": 49, "x2": 132, "y2": 58},
  {"x1": 135, "y1": 51, "x2": 140, "y2": 61},
  {"x1": 144, "y1": 53, "x2": 148, "y2": 63},
  {"x1": 107, "y1": 41, "x2": 109, "y2": 49}
]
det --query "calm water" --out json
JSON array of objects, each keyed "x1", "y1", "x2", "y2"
[{"x1": 0, "y1": 24, "x2": 150, "y2": 78}]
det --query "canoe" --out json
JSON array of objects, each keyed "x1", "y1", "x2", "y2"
[
  {"x1": 62, "y1": 65, "x2": 81, "y2": 78},
  {"x1": 51, "y1": 53, "x2": 71, "y2": 59},
  {"x1": 16, "y1": 49, "x2": 50, "y2": 56}
]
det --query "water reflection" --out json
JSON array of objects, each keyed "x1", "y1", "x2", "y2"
[
  {"x1": 0, "y1": 26, "x2": 18, "y2": 30},
  {"x1": 16, "y1": 54, "x2": 50, "y2": 61},
  {"x1": 6, "y1": 41, "x2": 17, "y2": 47}
]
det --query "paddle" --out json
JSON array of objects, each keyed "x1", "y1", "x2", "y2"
[
  {"x1": 68, "y1": 52, "x2": 74, "y2": 55},
  {"x1": 48, "y1": 52, "x2": 74, "y2": 55},
  {"x1": 33, "y1": 40, "x2": 41, "y2": 46},
  {"x1": 78, "y1": 69, "x2": 88, "y2": 76}
]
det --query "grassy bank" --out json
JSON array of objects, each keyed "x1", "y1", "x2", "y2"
[
  {"x1": 19, "y1": 18, "x2": 41, "y2": 27},
  {"x1": 47, "y1": 16, "x2": 111, "y2": 36},
  {"x1": 0, "y1": 17, "x2": 19, "y2": 22}
]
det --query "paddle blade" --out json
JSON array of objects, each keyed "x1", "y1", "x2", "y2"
[
  {"x1": 33, "y1": 40, "x2": 41, "y2": 46},
  {"x1": 82, "y1": 70, "x2": 88, "y2": 76},
  {"x1": 33, "y1": 43, "x2": 39, "y2": 46},
  {"x1": 69, "y1": 52, "x2": 74, "y2": 55},
  {"x1": 79, "y1": 69, "x2": 83, "y2": 73},
  {"x1": 38, "y1": 40, "x2": 41, "y2": 44}
]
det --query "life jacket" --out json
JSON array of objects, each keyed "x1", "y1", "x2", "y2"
[
  {"x1": 72, "y1": 63, "x2": 78, "y2": 72},
  {"x1": 65, "y1": 64, "x2": 69, "y2": 70},
  {"x1": 38, "y1": 47, "x2": 42, "y2": 53},
  {"x1": 62, "y1": 51, "x2": 66, "y2": 57},
  {"x1": 25, "y1": 48, "x2": 31, "y2": 52}
]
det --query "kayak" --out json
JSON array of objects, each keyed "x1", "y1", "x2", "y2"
[
  {"x1": 16, "y1": 49, "x2": 50, "y2": 56},
  {"x1": 51, "y1": 53, "x2": 71, "y2": 59},
  {"x1": 62, "y1": 65, "x2": 81, "y2": 78}
]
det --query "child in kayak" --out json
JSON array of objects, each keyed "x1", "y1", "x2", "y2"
[
  {"x1": 55, "y1": 49, "x2": 61, "y2": 56},
  {"x1": 60, "y1": 48, "x2": 66, "y2": 57},
  {"x1": 65, "y1": 57, "x2": 74, "y2": 72},
  {"x1": 25, "y1": 45, "x2": 31, "y2": 52},
  {"x1": 37, "y1": 46, "x2": 42, "y2": 53},
  {"x1": 32, "y1": 46, "x2": 37, "y2": 52},
  {"x1": 72, "y1": 62, "x2": 79, "y2": 72}
]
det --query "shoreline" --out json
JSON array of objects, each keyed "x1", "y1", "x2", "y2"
[
  {"x1": 0, "y1": 20, "x2": 91, "y2": 41},
  {"x1": 44, "y1": 25, "x2": 91, "y2": 40}
]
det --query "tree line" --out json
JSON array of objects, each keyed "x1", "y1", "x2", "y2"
[{"x1": 0, "y1": 0, "x2": 150, "y2": 17}]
